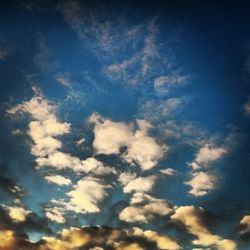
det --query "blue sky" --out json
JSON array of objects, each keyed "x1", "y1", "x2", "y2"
[{"x1": 0, "y1": 1, "x2": 250, "y2": 249}]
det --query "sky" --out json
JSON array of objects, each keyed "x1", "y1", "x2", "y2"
[{"x1": 0, "y1": 0, "x2": 250, "y2": 249}]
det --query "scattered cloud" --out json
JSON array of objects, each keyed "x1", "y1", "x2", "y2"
[
  {"x1": 45, "y1": 207, "x2": 65, "y2": 224},
  {"x1": 7, "y1": 206, "x2": 31, "y2": 222},
  {"x1": 244, "y1": 97, "x2": 250, "y2": 115},
  {"x1": 44, "y1": 175, "x2": 71, "y2": 186},
  {"x1": 185, "y1": 171, "x2": 217, "y2": 197},
  {"x1": 171, "y1": 206, "x2": 237, "y2": 250},
  {"x1": 160, "y1": 168, "x2": 176, "y2": 176},
  {"x1": 90, "y1": 114, "x2": 165, "y2": 170},
  {"x1": 66, "y1": 177, "x2": 112, "y2": 213},
  {"x1": 123, "y1": 176, "x2": 157, "y2": 194},
  {"x1": 154, "y1": 74, "x2": 188, "y2": 95},
  {"x1": 189, "y1": 144, "x2": 227, "y2": 170},
  {"x1": 119, "y1": 192, "x2": 173, "y2": 223}
]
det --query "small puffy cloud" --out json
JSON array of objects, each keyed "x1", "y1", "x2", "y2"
[
  {"x1": 79, "y1": 157, "x2": 117, "y2": 176},
  {"x1": 123, "y1": 176, "x2": 157, "y2": 193},
  {"x1": 66, "y1": 177, "x2": 111, "y2": 213},
  {"x1": 239, "y1": 215, "x2": 250, "y2": 234},
  {"x1": 45, "y1": 207, "x2": 65, "y2": 224},
  {"x1": 7, "y1": 206, "x2": 31, "y2": 222},
  {"x1": 189, "y1": 144, "x2": 227, "y2": 170},
  {"x1": 171, "y1": 206, "x2": 237, "y2": 250},
  {"x1": 89, "y1": 114, "x2": 165, "y2": 170},
  {"x1": 160, "y1": 168, "x2": 176, "y2": 176},
  {"x1": 0, "y1": 230, "x2": 16, "y2": 250},
  {"x1": 119, "y1": 192, "x2": 173, "y2": 223},
  {"x1": 185, "y1": 172, "x2": 216, "y2": 197},
  {"x1": 44, "y1": 175, "x2": 71, "y2": 186}
]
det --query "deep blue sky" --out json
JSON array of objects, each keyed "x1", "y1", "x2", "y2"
[{"x1": 0, "y1": 1, "x2": 250, "y2": 249}]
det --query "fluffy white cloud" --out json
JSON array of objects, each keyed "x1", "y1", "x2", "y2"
[
  {"x1": 45, "y1": 175, "x2": 71, "y2": 186},
  {"x1": 123, "y1": 176, "x2": 157, "y2": 193},
  {"x1": 79, "y1": 157, "x2": 117, "y2": 175},
  {"x1": 7, "y1": 207, "x2": 31, "y2": 222},
  {"x1": 189, "y1": 144, "x2": 227, "y2": 170},
  {"x1": 119, "y1": 192, "x2": 173, "y2": 223},
  {"x1": 89, "y1": 114, "x2": 165, "y2": 170},
  {"x1": 66, "y1": 177, "x2": 111, "y2": 213},
  {"x1": 159, "y1": 168, "x2": 176, "y2": 176},
  {"x1": 171, "y1": 206, "x2": 237, "y2": 250},
  {"x1": 185, "y1": 172, "x2": 216, "y2": 197},
  {"x1": 45, "y1": 207, "x2": 65, "y2": 224},
  {"x1": 118, "y1": 172, "x2": 137, "y2": 186}
]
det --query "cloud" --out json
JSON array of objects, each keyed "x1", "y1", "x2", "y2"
[
  {"x1": 185, "y1": 171, "x2": 217, "y2": 197},
  {"x1": 138, "y1": 98, "x2": 183, "y2": 121},
  {"x1": 90, "y1": 114, "x2": 165, "y2": 170},
  {"x1": 44, "y1": 175, "x2": 71, "y2": 186},
  {"x1": 239, "y1": 215, "x2": 250, "y2": 235},
  {"x1": 7, "y1": 207, "x2": 31, "y2": 222},
  {"x1": 171, "y1": 206, "x2": 237, "y2": 250},
  {"x1": 154, "y1": 74, "x2": 187, "y2": 95},
  {"x1": 118, "y1": 172, "x2": 137, "y2": 186},
  {"x1": 189, "y1": 144, "x2": 227, "y2": 170},
  {"x1": 123, "y1": 176, "x2": 157, "y2": 194},
  {"x1": 159, "y1": 168, "x2": 176, "y2": 176},
  {"x1": 119, "y1": 192, "x2": 173, "y2": 223},
  {"x1": 79, "y1": 157, "x2": 117, "y2": 176},
  {"x1": 45, "y1": 207, "x2": 65, "y2": 224},
  {"x1": 66, "y1": 177, "x2": 112, "y2": 213}
]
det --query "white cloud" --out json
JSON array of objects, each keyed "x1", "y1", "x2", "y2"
[
  {"x1": 119, "y1": 192, "x2": 173, "y2": 223},
  {"x1": 89, "y1": 114, "x2": 165, "y2": 170},
  {"x1": 160, "y1": 168, "x2": 176, "y2": 176},
  {"x1": 79, "y1": 157, "x2": 117, "y2": 176},
  {"x1": 44, "y1": 175, "x2": 71, "y2": 186},
  {"x1": 118, "y1": 172, "x2": 137, "y2": 186},
  {"x1": 185, "y1": 172, "x2": 216, "y2": 197},
  {"x1": 123, "y1": 176, "x2": 157, "y2": 193},
  {"x1": 7, "y1": 207, "x2": 31, "y2": 222},
  {"x1": 45, "y1": 207, "x2": 65, "y2": 224},
  {"x1": 189, "y1": 144, "x2": 227, "y2": 170},
  {"x1": 66, "y1": 177, "x2": 111, "y2": 213},
  {"x1": 171, "y1": 206, "x2": 237, "y2": 250}
]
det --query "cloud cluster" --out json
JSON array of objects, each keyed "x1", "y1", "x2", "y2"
[
  {"x1": 119, "y1": 192, "x2": 173, "y2": 223},
  {"x1": 186, "y1": 143, "x2": 228, "y2": 197},
  {"x1": 90, "y1": 114, "x2": 165, "y2": 170},
  {"x1": 171, "y1": 206, "x2": 237, "y2": 250},
  {"x1": 0, "y1": 225, "x2": 181, "y2": 250}
]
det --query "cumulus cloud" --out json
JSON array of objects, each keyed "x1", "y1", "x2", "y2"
[
  {"x1": 185, "y1": 171, "x2": 217, "y2": 197},
  {"x1": 118, "y1": 172, "x2": 137, "y2": 186},
  {"x1": 123, "y1": 176, "x2": 157, "y2": 193},
  {"x1": 39, "y1": 227, "x2": 181, "y2": 250},
  {"x1": 189, "y1": 144, "x2": 227, "y2": 170},
  {"x1": 7, "y1": 206, "x2": 31, "y2": 222},
  {"x1": 171, "y1": 206, "x2": 237, "y2": 250},
  {"x1": 89, "y1": 114, "x2": 165, "y2": 170},
  {"x1": 66, "y1": 177, "x2": 111, "y2": 213},
  {"x1": 119, "y1": 192, "x2": 173, "y2": 223},
  {"x1": 44, "y1": 175, "x2": 71, "y2": 186},
  {"x1": 45, "y1": 207, "x2": 65, "y2": 224}
]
